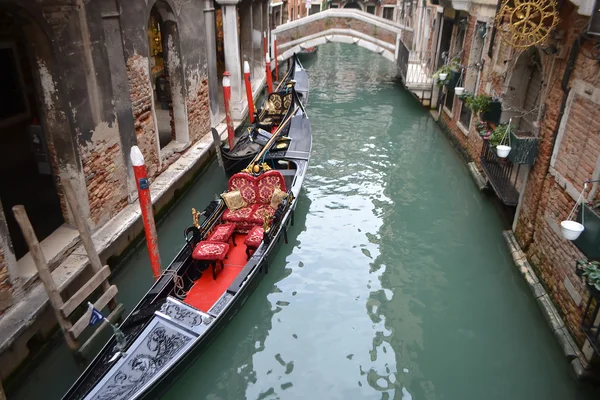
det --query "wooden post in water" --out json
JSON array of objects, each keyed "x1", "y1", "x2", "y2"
[
  {"x1": 211, "y1": 127, "x2": 224, "y2": 168},
  {"x1": 12, "y1": 206, "x2": 79, "y2": 352}
]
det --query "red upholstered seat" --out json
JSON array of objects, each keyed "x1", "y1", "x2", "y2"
[
  {"x1": 224, "y1": 171, "x2": 286, "y2": 233},
  {"x1": 244, "y1": 226, "x2": 264, "y2": 259},
  {"x1": 192, "y1": 242, "x2": 229, "y2": 260},
  {"x1": 245, "y1": 226, "x2": 264, "y2": 248},
  {"x1": 257, "y1": 170, "x2": 287, "y2": 204},
  {"x1": 192, "y1": 241, "x2": 230, "y2": 280},
  {"x1": 222, "y1": 205, "x2": 257, "y2": 223},
  {"x1": 206, "y1": 223, "x2": 236, "y2": 244},
  {"x1": 250, "y1": 204, "x2": 275, "y2": 224},
  {"x1": 228, "y1": 173, "x2": 258, "y2": 204}
]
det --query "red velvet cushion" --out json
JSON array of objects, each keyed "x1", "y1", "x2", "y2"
[
  {"x1": 206, "y1": 223, "x2": 235, "y2": 242},
  {"x1": 250, "y1": 204, "x2": 275, "y2": 224},
  {"x1": 192, "y1": 242, "x2": 229, "y2": 260},
  {"x1": 256, "y1": 170, "x2": 286, "y2": 204},
  {"x1": 228, "y1": 173, "x2": 258, "y2": 204},
  {"x1": 222, "y1": 205, "x2": 257, "y2": 223},
  {"x1": 244, "y1": 226, "x2": 264, "y2": 248}
]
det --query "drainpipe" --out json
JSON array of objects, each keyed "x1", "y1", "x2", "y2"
[{"x1": 487, "y1": 0, "x2": 503, "y2": 59}]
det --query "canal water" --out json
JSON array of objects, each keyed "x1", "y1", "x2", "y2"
[{"x1": 11, "y1": 43, "x2": 600, "y2": 399}]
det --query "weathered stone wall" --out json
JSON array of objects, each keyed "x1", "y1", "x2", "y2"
[{"x1": 276, "y1": 16, "x2": 398, "y2": 47}]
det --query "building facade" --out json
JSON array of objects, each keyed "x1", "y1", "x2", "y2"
[
  {"x1": 0, "y1": 0, "x2": 271, "y2": 381},
  {"x1": 412, "y1": 0, "x2": 600, "y2": 377}
]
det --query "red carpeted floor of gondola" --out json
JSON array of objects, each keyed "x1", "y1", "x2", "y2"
[{"x1": 184, "y1": 234, "x2": 249, "y2": 313}]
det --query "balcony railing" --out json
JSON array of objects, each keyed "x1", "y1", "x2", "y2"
[
  {"x1": 480, "y1": 140, "x2": 521, "y2": 206},
  {"x1": 399, "y1": 50, "x2": 436, "y2": 90}
]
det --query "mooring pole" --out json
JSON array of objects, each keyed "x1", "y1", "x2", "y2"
[
  {"x1": 273, "y1": 34, "x2": 279, "y2": 81},
  {"x1": 266, "y1": 53, "x2": 273, "y2": 94},
  {"x1": 222, "y1": 71, "x2": 235, "y2": 149},
  {"x1": 243, "y1": 61, "x2": 255, "y2": 123},
  {"x1": 130, "y1": 146, "x2": 161, "y2": 280},
  {"x1": 263, "y1": 31, "x2": 268, "y2": 59}
]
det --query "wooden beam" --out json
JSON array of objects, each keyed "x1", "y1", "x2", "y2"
[
  {"x1": 211, "y1": 127, "x2": 224, "y2": 168},
  {"x1": 60, "y1": 265, "x2": 111, "y2": 318},
  {"x1": 69, "y1": 285, "x2": 118, "y2": 339},
  {"x1": 12, "y1": 205, "x2": 79, "y2": 352},
  {"x1": 78, "y1": 303, "x2": 124, "y2": 356},
  {"x1": 62, "y1": 178, "x2": 116, "y2": 311}
]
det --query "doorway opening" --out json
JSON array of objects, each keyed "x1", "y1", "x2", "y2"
[{"x1": 0, "y1": 12, "x2": 64, "y2": 260}]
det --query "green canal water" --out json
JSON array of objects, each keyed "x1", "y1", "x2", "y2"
[{"x1": 11, "y1": 43, "x2": 600, "y2": 399}]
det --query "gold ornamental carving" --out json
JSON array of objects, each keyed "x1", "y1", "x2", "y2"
[{"x1": 495, "y1": 0, "x2": 560, "y2": 50}]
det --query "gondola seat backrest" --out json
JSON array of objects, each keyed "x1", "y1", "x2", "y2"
[
  {"x1": 227, "y1": 170, "x2": 286, "y2": 206},
  {"x1": 265, "y1": 92, "x2": 293, "y2": 116}
]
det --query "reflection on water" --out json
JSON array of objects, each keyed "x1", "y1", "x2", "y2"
[
  {"x1": 12, "y1": 43, "x2": 600, "y2": 400},
  {"x1": 164, "y1": 44, "x2": 599, "y2": 400}
]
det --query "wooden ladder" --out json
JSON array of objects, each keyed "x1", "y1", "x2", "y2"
[{"x1": 12, "y1": 179, "x2": 124, "y2": 356}]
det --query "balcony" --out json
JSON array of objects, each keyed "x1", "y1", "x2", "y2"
[
  {"x1": 480, "y1": 140, "x2": 521, "y2": 206},
  {"x1": 576, "y1": 261, "x2": 600, "y2": 356}
]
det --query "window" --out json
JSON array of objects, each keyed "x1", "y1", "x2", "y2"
[
  {"x1": 310, "y1": 4, "x2": 320, "y2": 14},
  {"x1": 445, "y1": 87, "x2": 455, "y2": 111},
  {"x1": 329, "y1": 3, "x2": 338, "y2": 8},
  {"x1": 382, "y1": 7, "x2": 394, "y2": 20},
  {"x1": 459, "y1": 100, "x2": 472, "y2": 128},
  {"x1": 366, "y1": 5, "x2": 375, "y2": 14}
]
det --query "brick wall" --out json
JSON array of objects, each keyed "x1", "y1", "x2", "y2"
[
  {"x1": 79, "y1": 138, "x2": 128, "y2": 226},
  {"x1": 186, "y1": 77, "x2": 211, "y2": 144},
  {"x1": 126, "y1": 54, "x2": 160, "y2": 180},
  {"x1": 505, "y1": 4, "x2": 600, "y2": 350}
]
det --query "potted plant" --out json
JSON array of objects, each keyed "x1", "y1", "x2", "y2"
[
  {"x1": 481, "y1": 96, "x2": 502, "y2": 124},
  {"x1": 488, "y1": 123, "x2": 511, "y2": 158},
  {"x1": 464, "y1": 94, "x2": 502, "y2": 124},
  {"x1": 576, "y1": 259, "x2": 600, "y2": 297},
  {"x1": 432, "y1": 58, "x2": 461, "y2": 87}
]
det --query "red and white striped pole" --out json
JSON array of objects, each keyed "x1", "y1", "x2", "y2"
[
  {"x1": 266, "y1": 53, "x2": 273, "y2": 94},
  {"x1": 130, "y1": 146, "x2": 161, "y2": 280},
  {"x1": 222, "y1": 71, "x2": 235, "y2": 149},
  {"x1": 273, "y1": 34, "x2": 279, "y2": 81},
  {"x1": 263, "y1": 31, "x2": 268, "y2": 59},
  {"x1": 243, "y1": 61, "x2": 255, "y2": 124}
]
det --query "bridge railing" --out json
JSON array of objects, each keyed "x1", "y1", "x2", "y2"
[{"x1": 398, "y1": 49, "x2": 436, "y2": 90}]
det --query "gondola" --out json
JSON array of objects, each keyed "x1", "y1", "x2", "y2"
[
  {"x1": 62, "y1": 84, "x2": 312, "y2": 400},
  {"x1": 220, "y1": 54, "x2": 309, "y2": 177}
]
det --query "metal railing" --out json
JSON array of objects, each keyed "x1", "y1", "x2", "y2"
[
  {"x1": 581, "y1": 295, "x2": 600, "y2": 356},
  {"x1": 401, "y1": 50, "x2": 436, "y2": 89},
  {"x1": 480, "y1": 140, "x2": 521, "y2": 206}
]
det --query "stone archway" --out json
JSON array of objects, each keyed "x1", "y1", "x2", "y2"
[
  {"x1": 344, "y1": 1, "x2": 364, "y2": 10},
  {"x1": 147, "y1": 0, "x2": 189, "y2": 150},
  {"x1": 504, "y1": 47, "x2": 543, "y2": 135}
]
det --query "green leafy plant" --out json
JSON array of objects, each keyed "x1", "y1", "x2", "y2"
[
  {"x1": 489, "y1": 123, "x2": 510, "y2": 147},
  {"x1": 464, "y1": 94, "x2": 492, "y2": 115},
  {"x1": 577, "y1": 259, "x2": 600, "y2": 291},
  {"x1": 432, "y1": 57, "x2": 461, "y2": 87}
]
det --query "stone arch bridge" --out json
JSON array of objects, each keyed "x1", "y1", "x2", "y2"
[{"x1": 272, "y1": 9, "x2": 413, "y2": 65}]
